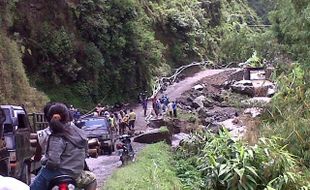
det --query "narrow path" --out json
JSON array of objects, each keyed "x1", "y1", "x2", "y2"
[{"x1": 86, "y1": 68, "x2": 231, "y2": 189}]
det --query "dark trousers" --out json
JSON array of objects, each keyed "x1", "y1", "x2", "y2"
[
  {"x1": 129, "y1": 120, "x2": 135, "y2": 130},
  {"x1": 144, "y1": 108, "x2": 147, "y2": 116},
  {"x1": 173, "y1": 110, "x2": 177, "y2": 117},
  {"x1": 119, "y1": 123, "x2": 126, "y2": 135}
]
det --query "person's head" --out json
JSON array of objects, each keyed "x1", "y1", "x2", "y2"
[
  {"x1": 43, "y1": 102, "x2": 56, "y2": 120},
  {"x1": 130, "y1": 109, "x2": 133, "y2": 112},
  {"x1": 47, "y1": 103, "x2": 71, "y2": 135}
]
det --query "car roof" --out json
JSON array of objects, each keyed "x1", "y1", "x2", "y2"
[
  {"x1": 0, "y1": 105, "x2": 24, "y2": 110},
  {"x1": 80, "y1": 116, "x2": 107, "y2": 121}
]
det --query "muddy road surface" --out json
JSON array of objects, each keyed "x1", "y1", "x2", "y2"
[{"x1": 86, "y1": 68, "x2": 233, "y2": 189}]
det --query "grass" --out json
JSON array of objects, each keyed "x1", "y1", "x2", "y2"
[
  {"x1": 104, "y1": 142, "x2": 182, "y2": 190},
  {"x1": 177, "y1": 110, "x2": 198, "y2": 124},
  {"x1": 159, "y1": 126, "x2": 169, "y2": 133}
]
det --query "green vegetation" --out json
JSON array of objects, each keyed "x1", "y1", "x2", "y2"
[
  {"x1": 260, "y1": 0, "x2": 310, "y2": 168},
  {"x1": 177, "y1": 110, "x2": 198, "y2": 124},
  {"x1": 159, "y1": 126, "x2": 169, "y2": 133},
  {"x1": 104, "y1": 142, "x2": 181, "y2": 190},
  {"x1": 175, "y1": 130, "x2": 310, "y2": 190},
  {"x1": 0, "y1": 0, "x2": 265, "y2": 109},
  {"x1": 0, "y1": 31, "x2": 48, "y2": 111}
]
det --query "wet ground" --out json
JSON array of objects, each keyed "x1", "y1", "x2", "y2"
[
  {"x1": 30, "y1": 68, "x2": 231, "y2": 189},
  {"x1": 86, "y1": 142, "x2": 146, "y2": 189},
  {"x1": 86, "y1": 68, "x2": 231, "y2": 189}
]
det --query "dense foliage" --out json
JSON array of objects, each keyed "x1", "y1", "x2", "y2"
[
  {"x1": 0, "y1": 2, "x2": 48, "y2": 111},
  {"x1": 0, "y1": 0, "x2": 264, "y2": 109},
  {"x1": 260, "y1": 0, "x2": 310, "y2": 167},
  {"x1": 175, "y1": 130, "x2": 310, "y2": 190}
]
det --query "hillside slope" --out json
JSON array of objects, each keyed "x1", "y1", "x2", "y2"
[
  {"x1": 0, "y1": 0, "x2": 264, "y2": 109},
  {"x1": 0, "y1": 2, "x2": 48, "y2": 111}
]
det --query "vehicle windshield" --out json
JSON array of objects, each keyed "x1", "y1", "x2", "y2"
[{"x1": 83, "y1": 119, "x2": 109, "y2": 129}]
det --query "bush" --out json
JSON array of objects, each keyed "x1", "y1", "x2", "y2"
[
  {"x1": 262, "y1": 64, "x2": 310, "y2": 167},
  {"x1": 175, "y1": 130, "x2": 310, "y2": 190}
]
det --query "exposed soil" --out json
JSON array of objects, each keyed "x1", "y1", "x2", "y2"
[{"x1": 83, "y1": 68, "x2": 233, "y2": 189}]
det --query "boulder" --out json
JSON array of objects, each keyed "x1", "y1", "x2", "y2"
[
  {"x1": 205, "y1": 124, "x2": 224, "y2": 134},
  {"x1": 176, "y1": 96, "x2": 191, "y2": 106},
  {"x1": 241, "y1": 97, "x2": 271, "y2": 107},
  {"x1": 231, "y1": 80, "x2": 255, "y2": 97},
  {"x1": 210, "y1": 94, "x2": 224, "y2": 103},
  {"x1": 197, "y1": 107, "x2": 208, "y2": 118},
  {"x1": 149, "y1": 118, "x2": 166, "y2": 128},
  {"x1": 192, "y1": 95, "x2": 206, "y2": 109},
  {"x1": 228, "y1": 69, "x2": 244, "y2": 81},
  {"x1": 203, "y1": 98, "x2": 214, "y2": 107},
  {"x1": 171, "y1": 133, "x2": 190, "y2": 148},
  {"x1": 244, "y1": 107, "x2": 263, "y2": 118},
  {"x1": 133, "y1": 128, "x2": 171, "y2": 144},
  {"x1": 222, "y1": 80, "x2": 235, "y2": 90},
  {"x1": 202, "y1": 117, "x2": 214, "y2": 126},
  {"x1": 217, "y1": 118, "x2": 246, "y2": 140},
  {"x1": 193, "y1": 84, "x2": 204, "y2": 91},
  {"x1": 252, "y1": 80, "x2": 276, "y2": 97},
  {"x1": 166, "y1": 118, "x2": 182, "y2": 134},
  {"x1": 186, "y1": 96, "x2": 194, "y2": 103}
]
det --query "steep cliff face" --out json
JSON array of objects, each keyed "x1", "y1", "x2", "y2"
[
  {"x1": 0, "y1": 1, "x2": 48, "y2": 111},
  {"x1": 0, "y1": 0, "x2": 263, "y2": 109}
]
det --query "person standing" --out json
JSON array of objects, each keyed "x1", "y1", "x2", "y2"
[
  {"x1": 121, "y1": 114, "x2": 129, "y2": 134},
  {"x1": 128, "y1": 109, "x2": 136, "y2": 130},
  {"x1": 172, "y1": 101, "x2": 177, "y2": 118},
  {"x1": 95, "y1": 104, "x2": 104, "y2": 116},
  {"x1": 152, "y1": 97, "x2": 158, "y2": 117},
  {"x1": 167, "y1": 101, "x2": 173, "y2": 117},
  {"x1": 142, "y1": 98, "x2": 148, "y2": 117}
]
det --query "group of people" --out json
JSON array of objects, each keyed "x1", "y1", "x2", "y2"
[
  {"x1": 31, "y1": 102, "x2": 97, "y2": 190},
  {"x1": 94, "y1": 104, "x2": 137, "y2": 135},
  {"x1": 151, "y1": 95, "x2": 178, "y2": 118}
]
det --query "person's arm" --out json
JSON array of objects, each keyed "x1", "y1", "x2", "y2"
[{"x1": 45, "y1": 136, "x2": 66, "y2": 170}]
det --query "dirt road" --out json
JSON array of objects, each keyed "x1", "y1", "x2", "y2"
[{"x1": 86, "y1": 68, "x2": 231, "y2": 189}]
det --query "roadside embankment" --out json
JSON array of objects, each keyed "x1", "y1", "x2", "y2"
[{"x1": 103, "y1": 142, "x2": 181, "y2": 190}]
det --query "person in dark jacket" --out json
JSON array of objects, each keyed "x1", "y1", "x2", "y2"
[{"x1": 30, "y1": 103, "x2": 89, "y2": 190}]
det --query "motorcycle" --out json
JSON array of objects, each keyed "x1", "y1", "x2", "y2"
[
  {"x1": 48, "y1": 175, "x2": 77, "y2": 190},
  {"x1": 116, "y1": 134, "x2": 135, "y2": 166}
]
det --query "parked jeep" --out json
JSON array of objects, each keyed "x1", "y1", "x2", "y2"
[
  {"x1": 76, "y1": 116, "x2": 115, "y2": 155},
  {"x1": 0, "y1": 105, "x2": 33, "y2": 184}
]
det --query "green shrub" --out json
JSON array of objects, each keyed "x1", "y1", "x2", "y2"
[
  {"x1": 104, "y1": 142, "x2": 181, "y2": 190},
  {"x1": 262, "y1": 64, "x2": 310, "y2": 167},
  {"x1": 175, "y1": 130, "x2": 310, "y2": 190}
]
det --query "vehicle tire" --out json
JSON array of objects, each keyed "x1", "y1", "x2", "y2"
[
  {"x1": 111, "y1": 142, "x2": 115, "y2": 152},
  {"x1": 21, "y1": 162, "x2": 31, "y2": 185},
  {"x1": 107, "y1": 146, "x2": 112, "y2": 155}
]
